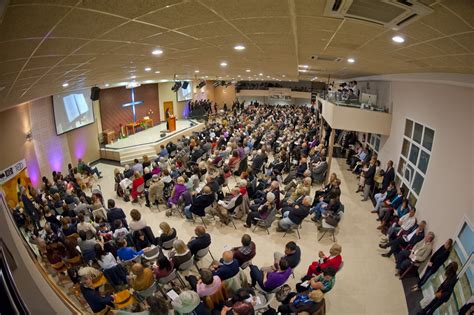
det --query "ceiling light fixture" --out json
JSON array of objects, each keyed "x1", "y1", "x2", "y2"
[
  {"x1": 220, "y1": 61, "x2": 228, "y2": 67},
  {"x1": 259, "y1": 73, "x2": 263, "y2": 76},
  {"x1": 234, "y1": 45, "x2": 246, "y2": 51},
  {"x1": 144, "y1": 67, "x2": 151, "y2": 72},
  {"x1": 131, "y1": 75, "x2": 136, "y2": 79},
  {"x1": 282, "y1": 75, "x2": 286, "y2": 77},
  {"x1": 245, "y1": 69, "x2": 251, "y2": 72},
  {"x1": 392, "y1": 35, "x2": 405, "y2": 43},
  {"x1": 347, "y1": 58, "x2": 355, "y2": 63},
  {"x1": 152, "y1": 49, "x2": 163, "y2": 55},
  {"x1": 194, "y1": 70, "x2": 200, "y2": 73},
  {"x1": 298, "y1": 69, "x2": 307, "y2": 72},
  {"x1": 105, "y1": 83, "x2": 110, "y2": 87},
  {"x1": 299, "y1": 65, "x2": 309, "y2": 69},
  {"x1": 62, "y1": 82, "x2": 69, "y2": 87}
]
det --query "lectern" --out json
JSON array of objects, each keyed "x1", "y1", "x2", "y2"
[{"x1": 167, "y1": 115, "x2": 176, "y2": 132}]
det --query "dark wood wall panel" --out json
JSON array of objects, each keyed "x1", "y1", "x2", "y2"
[{"x1": 99, "y1": 84, "x2": 160, "y2": 134}]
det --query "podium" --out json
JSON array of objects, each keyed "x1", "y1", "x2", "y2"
[{"x1": 167, "y1": 116, "x2": 176, "y2": 132}]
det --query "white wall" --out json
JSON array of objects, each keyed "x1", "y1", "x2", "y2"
[{"x1": 377, "y1": 81, "x2": 474, "y2": 249}]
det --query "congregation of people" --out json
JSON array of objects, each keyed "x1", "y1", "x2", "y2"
[{"x1": 10, "y1": 102, "x2": 461, "y2": 315}]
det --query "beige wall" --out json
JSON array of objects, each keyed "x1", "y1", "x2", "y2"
[
  {"x1": 158, "y1": 82, "x2": 187, "y2": 120},
  {"x1": 377, "y1": 81, "x2": 474, "y2": 249},
  {"x1": 214, "y1": 85, "x2": 236, "y2": 108},
  {"x1": 0, "y1": 96, "x2": 100, "y2": 186}
]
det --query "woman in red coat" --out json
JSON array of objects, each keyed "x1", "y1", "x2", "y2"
[
  {"x1": 131, "y1": 171, "x2": 145, "y2": 202},
  {"x1": 307, "y1": 243, "x2": 343, "y2": 276}
]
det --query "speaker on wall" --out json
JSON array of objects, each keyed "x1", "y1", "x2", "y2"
[
  {"x1": 90, "y1": 87, "x2": 100, "y2": 101},
  {"x1": 181, "y1": 81, "x2": 189, "y2": 89}
]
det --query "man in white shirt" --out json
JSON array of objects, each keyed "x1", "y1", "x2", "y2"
[
  {"x1": 213, "y1": 187, "x2": 242, "y2": 225},
  {"x1": 399, "y1": 208, "x2": 417, "y2": 232}
]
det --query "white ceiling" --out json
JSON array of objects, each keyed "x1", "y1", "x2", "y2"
[{"x1": 0, "y1": 0, "x2": 473, "y2": 110}]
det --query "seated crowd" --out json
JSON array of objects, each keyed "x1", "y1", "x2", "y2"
[{"x1": 10, "y1": 102, "x2": 453, "y2": 315}]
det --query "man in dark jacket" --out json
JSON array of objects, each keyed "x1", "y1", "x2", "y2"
[
  {"x1": 381, "y1": 221, "x2": 426, "y2": 257},
  {"x1": 277, "y1": 196, "x2": 311, "y2": 231},
  {"x1": 381, "y1": 160, "x2": 395, "y2": 191},
  {"x1": 362, "y1": 159, "x2": 376, "y2": 201},
  {"x1": 80, "y1": 276, "x2": 114, "y2": 313},
  {"x1": 106, "y1": 199, "x2": 128, "y2": 231},
  {"x1": 184, "y1": 186, "x2": 215, "y2": 219},
  {"x1": 187, "y1": 225, "x2": 211, "y2": 256}
]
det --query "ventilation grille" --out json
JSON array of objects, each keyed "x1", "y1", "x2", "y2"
[
  {"x1": 314, "y1": 55, "x2": 341, "y2": 62},
  {"x1": 324, "y1": 0, "x2": 433, "y2": 29}
]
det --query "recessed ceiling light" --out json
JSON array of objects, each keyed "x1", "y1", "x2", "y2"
[
  {"x1": 299, "y1": 65, "x2": 309, "y2": 69},
  {"x1": 237, "y1": 75, "x2": 241, "y2": 77},
  {"x1": 194, "y1": 70, "x2": 200, "y2": 73},
  {"x1": 218, "y1": 76, "x2": 222, "y2": 79},
  {"x1": 131, "y1": 75, "x2": 136, "y2": 79},
  {"x1": 62, "y1": 82, "x2": 69, "y2": 87},
  {"x1": 392, "y1": 35, "x2": 405, "y2": 43},
  {"x1": 234, "y1": 44, "x2": 246, "y2": 51},
  {"x1": 152, "y1": 49, "x2": 163, "y2": 55},
  {"x1": 105, "y1": 83, "x2": 110, "y2": 87},
  {"x1": 155, "y1": 71, "x2": 160, "y2": 74},
  {"x1": 204, "y1": 75, "x2": 209, "y2": 78},
  {"x1": 144, "y1": 67, "x2": 151, "y2": 72},
  {"x1": 144, "y1": 80, "x2": 154, "y2": 83},
  {"x1": 245, "y1": 69, "x2": 251, "y2": 72},
  {"x1": 347, "y1": 58, "x2": 355, "y2": 63},
  {"x1": 259, "y1": 73, "x2": 263, "y2": 76},
  {"x1": 298, "y1": 69, "x2": 307, "y2": 72},
  {"x1": 220, "y1": 61, "x2": 228, "y2": 67},
  {"x1": 282, "y1": 75, "x2": 286, "y2": 77}
]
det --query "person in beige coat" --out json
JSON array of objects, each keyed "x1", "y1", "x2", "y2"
[
  {"x1": 145, "y1": 174, "x2": 164, "y2": 207},
  {"x1": 395, "y1": 232, "x2": 434, "y2": 276}
]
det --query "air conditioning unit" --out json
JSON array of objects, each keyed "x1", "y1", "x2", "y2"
[{"x1": 324, "y1": 0, "x2": 434, "y2": 29}]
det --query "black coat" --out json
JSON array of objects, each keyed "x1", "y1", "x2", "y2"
[
  {"x1": 107, "y1": 207, "x2": 128, "y2": 231},
  {"x1": 187, "y1": 233, "x2": 211, "y2": 255},
  {"x1": 364, "y1": 165, "x2": 376, "y2": 186},
  {"x1": 190, "y1": 193, "x2": 215, "y2": 217},
  {"x1": 382, "y1": 167, "x2": 395, "y2": 190}
]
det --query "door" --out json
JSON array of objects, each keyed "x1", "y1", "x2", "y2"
[{"x1": 163, "y1": 101, "x2": 174, "y2": 120}]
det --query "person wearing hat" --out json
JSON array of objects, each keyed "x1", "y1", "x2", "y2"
[
  {"x1": 145, "y1": 174, "x2": 163, "y2": 207},
  {"x1": 277, "y1": 289, "x2": 325, "y2": 314},
  {"x1": 243, "y1": 192, "x2": 275, "y2": 228},
  {"x1": 172, "y1": 290, "x2": 211, "y2": 315}
]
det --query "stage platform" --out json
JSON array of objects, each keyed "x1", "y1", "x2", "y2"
[{"x1": 100, "y1": 119, "x2": 204, "y2": 165}]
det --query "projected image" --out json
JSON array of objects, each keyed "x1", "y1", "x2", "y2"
[
  {"x1": 53, "y1": 89, "x2": 95, "y2": 135},
  {"x1": 177, "y1": 81, "x2": 193, "y2": 101}
]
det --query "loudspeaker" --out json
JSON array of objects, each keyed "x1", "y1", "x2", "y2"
[
  {"x1": 90, "y1": 87, "x2": 100, "y2": 101},
  {"x1": 181, "y1": 81, "x2": 189, "y2": 89}
]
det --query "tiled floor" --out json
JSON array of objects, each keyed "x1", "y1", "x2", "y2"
[{"x1": 92, "y1": 158, "x2": 408, "y2": 315}]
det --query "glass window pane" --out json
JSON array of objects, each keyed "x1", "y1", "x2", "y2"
[
  {"x1": 418, "y1": 151, "x2": 430, "y2": 174},
  {"x1": 413, "y1": 123, "x2": 423, "y2": 143},
  {"x1": 402, "y1": 139, "x2": 410, "y2": 157},
  {"x1": 408, "y1": 192, "x2": 417, "y2": 207},
  {"x1": 395, "y1": 175, "x2": 402, "y2": 187},
  {"x1": 423, "y1": 127, "x2": 434, "y2": 151},
  {"x1": 404, "y1": 119, "x2": 413, "y2": 137},
  {"x1": 409, "y1": 144, "x2": 420, "y2": 164},
  {"x1": 459, "y1": 223, "x2": 474, "y2": 258},
  {"x1": 412, "y1": 172, "x2": 424, "y2": 195},
  {"x1": 405, "y1": 164, "x2": 414, "y2": 183},
  {"x1": 397, "y1": 157, "x2": 406, "y2": 175}
]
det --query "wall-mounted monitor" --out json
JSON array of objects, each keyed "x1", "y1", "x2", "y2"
[{"x1": 177, "y1": 81, "x2": 192, "y2": 102}]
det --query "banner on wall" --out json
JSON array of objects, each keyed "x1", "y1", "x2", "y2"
[
  {"x1": 0, "y1": 159, "x2": 31, "y2": 209},
  {"x1": 0, "y1": 159, "x2": 27, "y2": 185},
  {"x1": 268, "y1": 88, "x2": 292, "y2": 100}
]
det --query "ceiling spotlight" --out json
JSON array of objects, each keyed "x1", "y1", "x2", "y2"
[
  {"x1": 299, "y1": 65, "x2": 309, "y2": 69},
  {"x1": 144, "y1": 67, "x2": 151, "y2": 72},
  {"x1": 259, "y1": 73, "x2": 263, "y2": 76},
  {"x1": 194, "y1": 70, "x2": 200, "y2": 73},
  {"x1": 131, "y1": 75, "x2": 136, "y2": 79},
  {"x1": 234, "y1": 45, "x2": 246, "y2": 51},
  {"x1": 105, "y1": 83, "x2": 110, "y2": 87},
  {"x1": 154, "y1": 71, "x2": 160, "y2": 74},
  {"x1": 220, "y1": 61, "x2": 228, "y2": 67},
  {"x1": 62, "y1": 82, "x2": 69, "y2": 87},
  {"x1": 298, "y1": 69, "x2": 307, "y2": 72},
  {"x1": 152, "y1": 49, "x2": 163, "y2": 55},
  {"x1": 282, "y1": 75, "x2": 286, "y2": 77},
  {"x1": 237, "y1": 75, "x2": 241, "y2": 77},
  {"x1": 392, "y1": 35, "x2": 405, "y2": 43},
  {"x1": 245, "y1": 69, "x2": 251, "y2": 72},
  {"x1": 347, "y1": 58, "x2": 355, "y2": 63}
]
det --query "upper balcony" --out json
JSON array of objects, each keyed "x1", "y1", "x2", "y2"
[{"x1": 318, "y1": 94, "x2": 392, "y2": 135}]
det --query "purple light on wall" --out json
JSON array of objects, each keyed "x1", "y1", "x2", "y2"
[
  {"x1": 47, "y1": 139, "x2": 64, "y2": 172},
  {"x1": 182, "y1": 100, "x2": 190, "y2": 118},
  {"x1": 26, "y1": 155, "x2": 41, "y2": 187},
  {"x1": 73, "y1": 135, "x2": 87, "y2": 160}
]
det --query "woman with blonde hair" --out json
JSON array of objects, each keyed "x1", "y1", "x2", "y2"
[
  {"x1": 156, "y1": 222, "x2": 177, "y2": 250},
  {"x1": 169, "y1": 239, "x2": 192, "y2": 270},
  {"x1": 306, "y1": 243, "x2": 343, "y2": 277}
]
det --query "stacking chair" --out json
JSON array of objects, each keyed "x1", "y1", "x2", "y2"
[
  {"x1": 161, "y1": 237, "x2": 177, "y2": 251},
  {"x1": 253, "y1": 208, "x2": 276, "y2": 235},
  {"x1": 176, "y1": 257, "x2": 195, "y2": 286},
  {"x1": 283, "y1": 223, "x2": 302, "y2": 239},
  {"x1": 194, "y1": 246, "x2": 215, "y2": 262},
  {"x1": 136, "y1": 183, "x2": 145, "y2": 206}
]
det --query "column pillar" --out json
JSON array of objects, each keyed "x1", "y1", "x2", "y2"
[{"x1": 325, "y1": 128, "x2": 336, "y2": 183}]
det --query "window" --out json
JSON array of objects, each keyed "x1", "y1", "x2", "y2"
[
  {"x1": 396, "y1": 119, "x2": 434, "y2": 206},
  {"x1": 367, "y1": 133, "x2": 381, "y2": 154}
]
